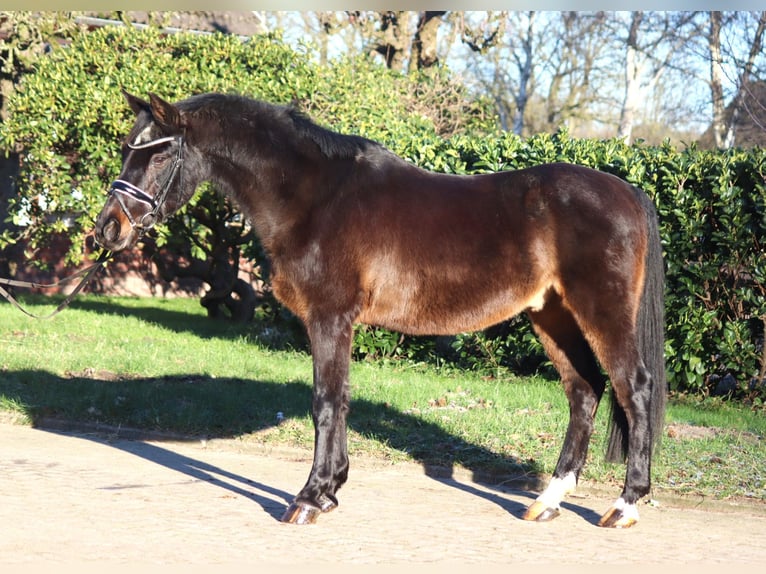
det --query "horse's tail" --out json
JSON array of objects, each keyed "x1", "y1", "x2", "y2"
[{"x1": 605, "y1": 187, "x2": 666, "y2": 463}]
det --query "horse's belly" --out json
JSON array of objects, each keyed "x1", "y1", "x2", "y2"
[{"x1": 358, "y1": 279, "x2": 549, "y2": 336}]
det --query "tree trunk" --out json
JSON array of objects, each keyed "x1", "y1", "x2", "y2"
[
  {"x1": 723, "y1": 11, "x2": 766, "y2": 148},
  {"x1": 617, "y1": 11, "x2": 643, "y2": 144},
  {"x1": 409, "y1": 11, "x2": 446, "y2": 72},
  {"x1": 374, "y1": 11, "x2": 409, "y2": 72},
  {"x1": 511, "y1": 13, "x2": 535, "y2": 136},
  {"x1": 709, "y1": 11, "x2": 726, "y2": 149}
]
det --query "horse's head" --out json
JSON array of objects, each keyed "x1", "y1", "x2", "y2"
[{"x1": 94, "y1": 90, "x2": 198, "y2": 251}]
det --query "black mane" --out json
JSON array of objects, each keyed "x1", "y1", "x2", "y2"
[
  {"x1": 287, "y1": 107, "x2": 381, "y2": 160},
  {"x1": 179, "y1": 93, "x2": 382, "y2": 161}
]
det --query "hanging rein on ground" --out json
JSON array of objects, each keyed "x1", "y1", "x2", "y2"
[{"x1": 93, "y1": 90, "x2": 666, "y2": 529}]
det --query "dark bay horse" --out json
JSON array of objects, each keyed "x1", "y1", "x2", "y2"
[{"x1": 94, "y1": 91, "x2": 666, "y2": 528}]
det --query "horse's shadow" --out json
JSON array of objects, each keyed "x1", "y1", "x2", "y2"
[
  {"x1": 425, "y1": 473, "x2": 603, "y2": 525},
  {"x1": 84, "y1": 431, "x2": 294, "y2": 522},
  {"x1": 2, "y1": 298, "x2": 602, "y2": 525},
  {"x1": 4, "y1": 367, "x2": 604, "y2": 527}
]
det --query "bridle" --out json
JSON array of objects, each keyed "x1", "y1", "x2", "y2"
[{"x1": 108, "y1": 134, "x2": 184, "y2": 237}]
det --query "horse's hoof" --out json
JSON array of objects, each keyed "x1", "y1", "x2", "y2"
[
  {"x1": 281, "y1": 502, "x2": 321, "y2": 525},
  {"x1": 281, "y1": 495, "x2": 338, "y2": 524},
  {"x1": 598, "y1": 505, "x2": 638, "y2": 528},
  {"x1": 522, "y1": 500, "x2": 561, "y2": 522},
  {"x1": 317, "y1": 493, "x2": 338, "y2": 513}
]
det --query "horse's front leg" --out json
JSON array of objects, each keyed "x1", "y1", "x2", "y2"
[{"x1": 281, "y1": 317, "x2": 352, "y2": 525}]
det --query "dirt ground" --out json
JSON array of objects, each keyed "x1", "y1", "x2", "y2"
[{"x1": 1, "y1": 420, "x2": 765, "y2": 565}]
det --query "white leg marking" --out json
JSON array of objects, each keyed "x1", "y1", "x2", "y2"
[
  {"x1": 536, "y1": 471, "x2": 577, "y2": 509},
  {"x1": 612, "y1": 497, "x2": 640, "y2": 524}
]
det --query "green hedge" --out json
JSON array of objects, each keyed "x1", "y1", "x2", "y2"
[{"x1": 2, "y1": 25, "x2": 766, "y2": 401}]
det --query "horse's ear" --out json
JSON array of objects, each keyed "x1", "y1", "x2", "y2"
[
  {"x1": 122, "y1": 89, "x2": 150, "y2": 116},
  {"x1": 148, "y1": 92, "x2": 183, "y2": 133}
]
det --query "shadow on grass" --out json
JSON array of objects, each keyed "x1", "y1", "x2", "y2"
[
  {"x1": 6, "y1": 294, "x2": 303, "y2": 350},
  {"x1": 0, "y1": 368, "x2": 605, "y2": 524}
]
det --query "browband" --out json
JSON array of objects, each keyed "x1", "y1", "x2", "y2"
[{"x1": 127, "y1": 135, "x2": 177, "y2": 150}]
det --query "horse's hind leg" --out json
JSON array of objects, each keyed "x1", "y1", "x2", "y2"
[
  {"x1": 281, "y1": 316, "x2": 353, "y2": 525},
  {"x1": 595, "y1": 345, "x2": 653, "y2": 528},
  {"x1": 560, "y1": 289, "x2": 654, "y2": 528},
  {"x1": 522, "y1": 293, "x2": 606, "y2": 522}
]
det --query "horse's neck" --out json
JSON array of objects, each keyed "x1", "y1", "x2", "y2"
[{"x1": 205, "y1": 141, "x2": 315, "y2": 253}]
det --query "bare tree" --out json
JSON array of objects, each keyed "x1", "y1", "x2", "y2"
[
  {"x1": 302, "y1": 11, "x2": 451, "y2": 73},
  {"x1": 616, "y1": 12, "x2": 697, "y2": 144},
  {"x1": 705, "y1": 11, "x2": 766, "y2": 148},
  {"x1": 408, "y1": 11, "x2": 447, "y2": 72},
  {"x1": 618, "y1": 12, "x2": 645, "y2": 143},
  {"x1": 541, "y1": 12, "x2": 613, "y2": 136},
  {"x1": 459, "y1": 12, "x2": 627, "y2": 137},
  {"x1": 709, "y1": 11, "x2": 728, "y2": 148},
  {"x1": 722, "y1": 11, "x2": 766, "y2": 147},
  {"x1": 298, "y1": 12, "x2": 348, "y2": 66},
  {"x1": 366, "y1": 11, "x2": 410, "y2": 71},
  {"x1": 460, "y1": 11, "x2": 540, "y2": 135},
  {"x1": 510, "y1": 12, "x2": 534, "y2": 135}
]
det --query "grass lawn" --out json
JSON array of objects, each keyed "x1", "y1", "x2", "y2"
[{"x1": 1, "y1": 294, "x2": 764, "y2": 502}]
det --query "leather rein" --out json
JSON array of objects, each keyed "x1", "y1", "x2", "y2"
[{"x1": 0, "y1": 249, "x2": 112, "y2": 319}]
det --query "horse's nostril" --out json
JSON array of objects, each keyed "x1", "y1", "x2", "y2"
[{"x1": 102, "y1": 218, "x2": 120, "y2": 244}]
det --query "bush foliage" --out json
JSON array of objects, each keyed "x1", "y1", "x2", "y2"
[
  {"x1": 2, "y1": 24, "x2": 766, "y2": 400},
  {"x1": 0, "y1": 25, "x2": 488, "y2": 260}
]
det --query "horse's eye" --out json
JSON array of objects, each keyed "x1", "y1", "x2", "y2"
[{"x1": 151, "y1": 154, "x2": 169, "y2": 167}]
